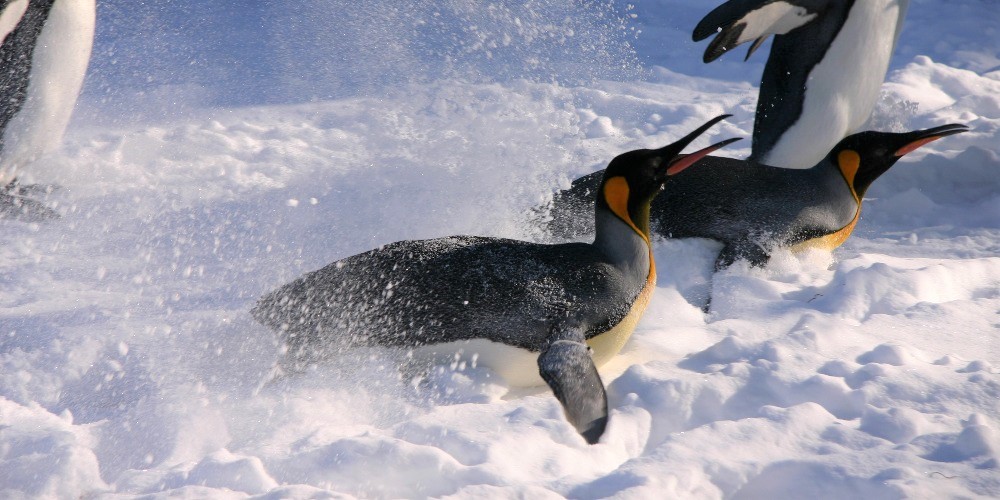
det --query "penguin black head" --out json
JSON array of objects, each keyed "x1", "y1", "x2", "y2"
[
  {"x1": 597, "y1": 114, "x2": 741, "y2": 239},
  {"x1": 830, "y1": 123, "x2": 970, "y2": 199}
]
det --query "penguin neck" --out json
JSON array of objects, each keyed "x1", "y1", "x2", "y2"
[{"x1": 592, "y1": 208, "x2": 653, "y2": 285}]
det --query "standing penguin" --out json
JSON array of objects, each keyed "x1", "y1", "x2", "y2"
[
  {"x1": 252, "y1": 116, "x2": 740, "y2": 444},
  {"x1": 693, "y1": 0, "x2": 910, "y2": 169},
  {"x1": 0, "y1": 0, "x2": 95, "y2": 219},
  {"x1": 546, "y1": 123, "x2": 968, "y2": 271}
]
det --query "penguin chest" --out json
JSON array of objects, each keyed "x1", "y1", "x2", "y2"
[
  {"x1": 791, "y1": 201, "x2": 861, "y2": 252},
  {"x1": 586, "y1": 264, "x2": 656, "y2": 368}
]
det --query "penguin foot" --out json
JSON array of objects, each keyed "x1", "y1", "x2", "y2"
[
  {"x1": 538, "y1": 331, "x2": 608, "y2": 444},
  {"x1": 0, "y1": 179, "x2": 60, "y2": 221}
]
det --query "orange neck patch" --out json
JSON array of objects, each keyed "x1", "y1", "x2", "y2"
[
  {"x1": 837, "y1": 150, "x2": 861, "y2": 202},
  {"x1": 603, "y1": 176, "x2": 649, "y2": 244},
  {"x1": 792, "y1": 149, "x2": 864, "y2": 253}
]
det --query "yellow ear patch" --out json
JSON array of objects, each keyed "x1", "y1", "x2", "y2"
[
  {"x1": 603, "y1": 176, "x2": 647, "y2": 242},
  {"x1": 837, "y1": 150, "x2": 861, "y2": 201}
]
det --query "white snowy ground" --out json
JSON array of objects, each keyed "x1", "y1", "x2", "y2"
[{"x1": 1, "y1": 1, "x2": 999, "y2": 498}]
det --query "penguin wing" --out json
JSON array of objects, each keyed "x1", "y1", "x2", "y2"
[
  {"x1": 538, "y1": 325, "x2": 608, "y2": 444},
  {"x1": 693, "y1": 0, "x2": 825, "y2": 62}
]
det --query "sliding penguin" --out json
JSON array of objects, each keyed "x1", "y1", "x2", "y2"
[
  {"x1": 693, "y1": 0, "x2": 910, "y2": 169},
  {"x1": 252, "y1": 116, "x2": 739, "y2": 444},
  {"x1": 546, "y1": 124, "x2": 967, "y2": 270},
  {"x1": 0, "y1": 0, "x2": 96, "y2": 219}
]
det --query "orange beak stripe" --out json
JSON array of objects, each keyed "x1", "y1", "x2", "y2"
[
  {"x1": 895, "y1": 136, "x2": 942, "y2": 157},
  {"x1": 666, "y1": 138, "x2": 741, "y2": 176}
]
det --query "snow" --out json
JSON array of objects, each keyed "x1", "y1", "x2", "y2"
[{"x1": 1, "y1": 0, "x2": 999, "y2": 498}]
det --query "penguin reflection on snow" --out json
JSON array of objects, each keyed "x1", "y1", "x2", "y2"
[
  {"x1": 253, "y1": 116, "x2": 739, "y2": 444},
  {"x1": 0, "y1": 0, "x2": 95, "y2": 219},
  {"x1": 548, "y1": 123, "x2": 968, "y2": 271},
  {"x1": 693, "y1": 0, "x2": 910, "y2": 169}
]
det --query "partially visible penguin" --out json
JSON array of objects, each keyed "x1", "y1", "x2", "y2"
[
  {"x1": 252, "y1": 116, "x2": 739, "y2": 444},
  {"x1": 546, "y1": 123, "x2": 968, "y2": 271},
  {"x1": 693, "y1": 0, "x2": 910, "y2": 169},
  {"x1": 0, "y1": 0, "x2": 95, "y2": 219}
]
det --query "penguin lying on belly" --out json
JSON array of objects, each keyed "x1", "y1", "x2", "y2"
[
  {"x1": 693, "y1": 0, "x2": 910, "y2": 169},
  {"x1": 544, "y1": 123, "x2": 968, "y2": 271},
  {"x1": 0, "y1": 0, "x2": 96, "y2": 220},
  {"x1": 253, "y1": 116, "x2": 740, "y2": 444}
]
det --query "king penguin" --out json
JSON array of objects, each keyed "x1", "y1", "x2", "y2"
[
  {"x1": 546, "y1": 123, "x2": 968, "y2": 271},
  {"x1": 0, "y1": 0, "x2": 95, "y2": 219},
  {"x1": 252, "y1": 116, "x2": 740, "y2": 444},
  {"x1": 693, "y1": 0, "x2": 910, "y2": 169}
]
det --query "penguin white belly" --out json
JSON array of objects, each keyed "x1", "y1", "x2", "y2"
[
  {"x1": 410, "y1": 339, "x2": 546, "y2": 387},
  {"x1": 1, "y1": 0, "x2": 95, "y2": 176},
  {"x1": 763, "y1": 0, "x2": 907, "y2": 169}
]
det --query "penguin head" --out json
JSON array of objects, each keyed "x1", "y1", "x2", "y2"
[
  {"x1": 597, "y1": 115, "x2": 740, "y2": 239},
  {"x1": 831, "y1": 123, "x2": 970, "y2": 198}
]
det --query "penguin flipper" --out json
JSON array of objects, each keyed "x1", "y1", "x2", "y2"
[
  {"x1": 537, "y1": 328, "x2": 608, "y2": 444},
  {"x1": 715, "y1": 239, "x2": 771, "y2": 271},
  {"x1": 693, "y1": 0, "x2": 822, "y2": 63}
]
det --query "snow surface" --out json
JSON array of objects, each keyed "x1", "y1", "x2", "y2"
[{"x1": 1, "y1": 0, "x2": 999, "y2": 498}]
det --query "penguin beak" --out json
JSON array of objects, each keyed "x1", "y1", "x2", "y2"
[
  {"x1": 655, "y1": 114, "x2": 739, "y2": 177},
  {"x1": 666, "y1": 137, "x2": 742, "y2": 176},
  {"x1": 894, "y1": 123, "x2": 969, "y2": 157}
]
